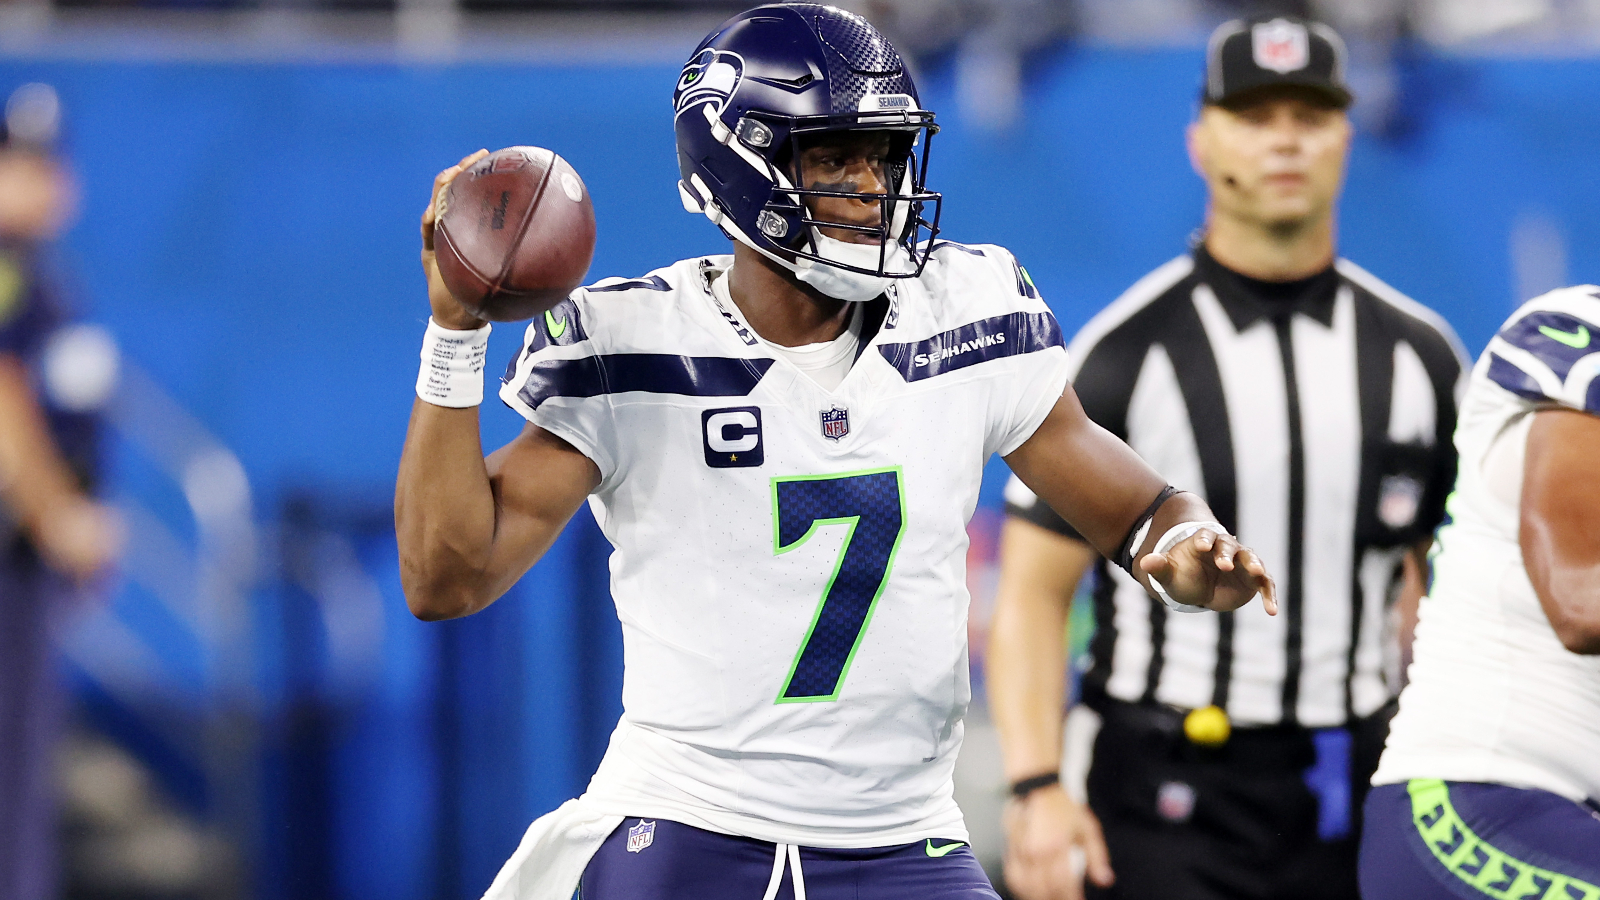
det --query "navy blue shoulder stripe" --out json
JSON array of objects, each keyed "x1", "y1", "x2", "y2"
[
  {"x1": 878, "y1": 311, "x2": 1063, "y2": 382},
  {"x1": 516, "y1": 353, "x2": 774, "y2": 409},
  {"x1": 1496, "y1": 310, "x2": 1596, "y2": 380},
  {"x1": 1012, "y1": 260, "x2": 1041, "y2": 299},
  {"x1": 586, "y1": 275, "x2": 672, "y2": 293},
  {"x1": 928, "y1": 241, "x2": 986, "y2": 257},
  {"x1": 1485, "y1": 352, "x2": 1549, "y2": 402}
]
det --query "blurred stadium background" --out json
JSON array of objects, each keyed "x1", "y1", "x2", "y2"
[{"x1": 6, "y1": 0, "x2": 1600, "y2": 896}]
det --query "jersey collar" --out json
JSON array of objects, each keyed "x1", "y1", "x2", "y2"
[
  {"x1": 698, "y1": 256, "x2": 896, "y2": 360},
  {"x1": 1193, "y1": 244, "x2": 1339, "y2": 329}
]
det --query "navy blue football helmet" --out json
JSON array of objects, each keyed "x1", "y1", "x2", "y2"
[{"x1": 673, "y1": 4, "x2": 941, "y2": 288}]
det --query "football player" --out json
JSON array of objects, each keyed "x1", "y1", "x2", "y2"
[
  {"x1": 394, "y1": 6, "x2": 1276, "y2": 899},
  {"x1": 0, "y1": 83, "x2": 120, "y2": 900},
  {"x1": 1360, "y1": 287, "x2": 1600, "y2": 898}
]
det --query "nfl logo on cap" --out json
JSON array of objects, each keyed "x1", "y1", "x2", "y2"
[
  {"x1": 1252, "y1": 18, "x2": 1310, "y2": 73},
  {"x1": 820, "y1": 406, "x2": 850, "y2": 441},
  {"x1": 1203, "y1": 15, "x2": 1351, "y2": 109},
  {"x1": 626, "y1": 819, "x2": 656, "y2": 853}
]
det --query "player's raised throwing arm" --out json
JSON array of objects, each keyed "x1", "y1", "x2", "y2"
[
  {"x1": 395, "y1": 152, "x2": 600, "y2": 621},
  {"x1": 1005, "y1": 385, "x2": 1277, "y2": 614}
]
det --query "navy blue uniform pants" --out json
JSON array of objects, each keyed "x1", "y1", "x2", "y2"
[
  {"x1": 580, "y1": 818, "x2": 999, "y2": 899},
  {"x1": 1360, "y1": 780, "x2": 1600, "y2": 900},
  {"x1": 0, "y1": 559, "x2": 67, "y2": 900}
]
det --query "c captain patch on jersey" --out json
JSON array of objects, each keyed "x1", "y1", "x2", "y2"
[{"x1": 703, "y1": 406, "x2": 763, "y2": 468}]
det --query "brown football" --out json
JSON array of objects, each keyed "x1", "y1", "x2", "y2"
[{"x1": 433, "y1": 146, "x2": 596, "y2": 322}]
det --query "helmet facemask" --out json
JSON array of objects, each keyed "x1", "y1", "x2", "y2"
[
  {"x1": 754, "y1": 113, "x2": 941, "y2": 300},
  {"x1": 680, "y1": 101, "x2": 942, "y2": 302}
]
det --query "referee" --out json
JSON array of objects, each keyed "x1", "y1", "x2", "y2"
[{"x1": 989, "y1": 17, "x2": 1466, "y2": 900}]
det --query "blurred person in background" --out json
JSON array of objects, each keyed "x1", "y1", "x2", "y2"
[
  {"x1": 992, "y1": 16, "x2": 1466, "y2": 900},
  {"x1": 0, "y1": 82, "x2": 122, "y2": 900},
  {"x1": 1359, "y1": 285, "x2": 1600, "y2": 897}
]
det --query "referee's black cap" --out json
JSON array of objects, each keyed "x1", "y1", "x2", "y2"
[{"x1": 1202, "y1": 16, "x2": 1352, "y2": 109}]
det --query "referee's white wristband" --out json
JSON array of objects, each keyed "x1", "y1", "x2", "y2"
[
  {"x1": 416, "y1": 317, "x2": 492, "y2": 408},
  {"x1": 1147, "y1": 521, "x2": 1227, "y2": 614}
]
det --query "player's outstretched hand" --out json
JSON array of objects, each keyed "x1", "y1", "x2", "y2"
[
  {"x1": 420, "y1": 150, "x2": 490, "y2": 330},
  {"x1": 1140, "y1": 528, "x2": 1278, "y2": 615},
  {"x1": 1002, "y1": 784, "x2": 1114, "y2": 900}
]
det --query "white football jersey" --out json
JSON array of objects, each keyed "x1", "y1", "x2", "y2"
[
  {"x1": 498, "y1": 243, "x2": 1071, "y2": 847},
  {"x1": 1374, "y1": 286, "x2": 1600, "y2": 803}
]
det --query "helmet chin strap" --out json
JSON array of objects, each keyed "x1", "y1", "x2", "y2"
[
  {"x1": 793, "y1": 233, "x2": 907, "y2": 303},
  {"x1": 791, "y1": 164, "x2": 920, "y2": 301},
  {"x1": 687, "y1": 172, "x2": 912, "y2": 304}
]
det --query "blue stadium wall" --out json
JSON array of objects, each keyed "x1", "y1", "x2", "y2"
[{"x1": 4, "y1": 44, "x2": 1599, "y2": 899}]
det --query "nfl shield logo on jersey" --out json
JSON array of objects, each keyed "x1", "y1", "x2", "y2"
[
  {"x1": 1252, "y1": 19, "x2": 1310, "y2": 73},
  {"x1": 626, "y1": 819, "x2": 656, "y2": 853},
  {"x1": 820, "y1": 406, "x2": 850, "y2": 441}
]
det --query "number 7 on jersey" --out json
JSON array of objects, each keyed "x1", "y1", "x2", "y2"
[{"x1": 771, "y1": 467, "x2": 907, "y2": 703}]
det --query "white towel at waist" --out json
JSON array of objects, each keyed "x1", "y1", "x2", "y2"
[{"x1": 480, "y1": 797, "x2": 623, "y2": 900}]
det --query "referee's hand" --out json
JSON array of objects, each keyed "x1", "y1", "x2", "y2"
[
  {"x1": 1002, "y1": 784, "x2": 1114, "y2": 900},
  {"x1": 1141, "y1": 528, "x2": 1278, "y2": 615}
]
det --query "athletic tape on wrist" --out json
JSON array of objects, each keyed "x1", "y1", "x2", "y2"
[
  {"x1": 416, "y1": 318, "x2": 492, "y2": 408},
  {"x1": 1148, "y1": 521, "x2": 1227, "y2": 614}
]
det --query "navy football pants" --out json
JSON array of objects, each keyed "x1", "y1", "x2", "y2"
[
  {"x1": 1360, "y1": 780, "x2": 1600, "y2": 900},
  {"x1": 580, "y1": 818, "x2": 1000, "y2": 900},
  {"x1": 0, "y1": 560, "x2": 68, "y2": 900}
]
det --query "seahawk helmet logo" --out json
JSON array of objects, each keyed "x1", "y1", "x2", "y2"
[
  {"x1": 675, "y1": 49, "x2": 745, "y2": 118},
  {"x1": 1252, "y1": 19, "x2": 1310, "y2": 74}
]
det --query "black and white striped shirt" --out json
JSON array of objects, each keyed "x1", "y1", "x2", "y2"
[{"x1": 1007, "y1": 246, "x2": 1466, "y2": 728}]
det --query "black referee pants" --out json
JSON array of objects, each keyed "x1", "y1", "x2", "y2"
[{"x1": 1084, "y1": 699, "x2": 1393, "y2": 900}]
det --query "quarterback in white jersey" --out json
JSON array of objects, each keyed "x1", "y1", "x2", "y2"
[
  {"x1": 496, "y1": 245, "x2": 1074, "y2": 848},
  {"x1": 395, "y1": 6, "x2": 1275, "y2": 899},
  {"x1": 1360, "y1": 286, "x2": 1600, "y2": 900}
]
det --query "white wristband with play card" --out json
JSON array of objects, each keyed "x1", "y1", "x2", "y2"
[{"x1": 417, "y1": 317, "x2": 492, "y2": 408}]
